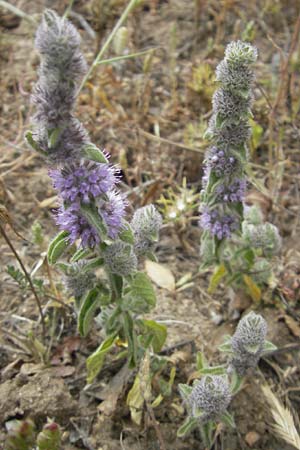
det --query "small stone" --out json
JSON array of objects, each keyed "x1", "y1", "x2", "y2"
[{"x1": 245, "y1": 431, "x2": 260, "y2": 447}]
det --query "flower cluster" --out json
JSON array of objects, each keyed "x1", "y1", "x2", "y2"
[
  {"x1": 200, "y1": 41, "x2": 257, "y2": 245},
  {"x1": 104, "y1": 241, "x2": 137, "y2": 276},
  {"x1": 242, "y1": 222, "x2": 282, "y2": 257},
  {"x1": 230, "y1": 311, "x2": 268, "y2": 375},
  {"x1": 189, "y1": 375, "x2": 232, "y2": 423}
]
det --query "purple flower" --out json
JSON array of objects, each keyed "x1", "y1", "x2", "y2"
[
  {"x1": 98, "y1": 190, "x2": 127, "y2": 239},
  {"x1": 215, "y1": 178, "x2": 247, "y2": 203},
  {"x1": 55, "y1": 204, "x2": 100, "y2": 248},
  {"x1": 49, "y1": 159, "x2": 119, "y2": 204},
  {"x1": 206, "y1": 146, "x2": 238, "y2": 177},
  {"x1": 200, "y1": 207, "x2": 239, "y2": 240}
]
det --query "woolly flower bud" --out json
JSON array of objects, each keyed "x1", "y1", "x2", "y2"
[
  {"x1": 65, "y1": 261, "x2": 96, "y2": 299},
  {"x1": 36, "y1": 421, "x2": 61, "y2": 450},
  {"x1": 212, "y1": 89, "x2": 252, "y2": 120},
  {"x1": 205, "y1": 146, "x2": 239, "y2": 177},
  {"x1": 215, "y1": 178, "x2": 247, "y2": 203},
  {"x1": 225, "y1": 41, "x2": 258, "y2": 68},
  {"x1": 104, "y1": 241, "x2": 137, "y2": 276},
  {"x1": 230, "y1": 311, "x2": 267, "y2": 375},
  {"x1": 200, "y1": 207, "x2": 239, "y2": 240},
  {"x1": 243, "y1": 204, "x2": 264, "y2": 225},
  {"x1": 242, "y1": 222, "x2": 281, "y2": 256},
  {"x1": 4, "y1": 419, "x2": 36, "y2": 450},
  {"x1": 131, "y1": 205, "x2": 162, "y2": 256},
  {"x1": 49, "y1": 159, "x2": 119, "y2": 204},
  {"x1": 189, "y1": 375, "x2": 231, "y2": 422}
]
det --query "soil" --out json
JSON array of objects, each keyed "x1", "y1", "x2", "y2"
[{"x1": 0, "y1": 0, "x2": 300, "y2": 449}]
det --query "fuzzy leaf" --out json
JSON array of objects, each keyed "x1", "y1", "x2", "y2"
[
  {"x1": 178, "y1": 383, "x2": 193, "y2": 402},
  {"x1": 123, "y1": 272, "x2": 156, "y2": 314},
  {"x1": 78, "y1": 288, "x2": 101, "y2": 337},
  {"x1": 140, "y1": 319, "x2": 167, "y2": 352},
  {"x1": 25, "y1": 131, "x2": 46, "y2": 155},
  {"x1": 177, "y1": 417, "x2": 199, "y2": 437},
  {"x1": 199, "y1": 365, "x2": 227, "y2": 375},
  {"x1": 47, "y1": 231, "x2": 70, "y2": 265},
  {"x1": 208, "y1": 264, "x2": 226, "y2": 294},
  {"x1": 243, "y1": 275, "x2": 261, "y2": 302},
  {"x1": 70, "y1": 248, "x2": 93, "y2": 262},
  {"x1": 119, "y1": 221, "x2": 135, "y2": 244},
  {"x1": 230, "y1": 370, "x2": 244, "y2": 394},
  {"x1": 220, "y1": 410, "x2": 236, "y2": 428},
  {"x1": 123, "y1": 312, "x2": 138, "y2": 368},
  {"x1": 48, "y1": 128, "x2": 61, "y2": 149},
  {"x1": 80, "y1": 203, "x2": 108, "y2": 241},
  {"x1": 82, "y1": 143, "x2": 109, "y2": 163},
  {"x1": 196, "y1": 351, "x2": 208, "y2": 370},
  {"x1": 262, "y1": 340, "x2": 277, "y2": 353},
  {"x1": 86, "y1": 335, "x2": 117, "y2": 383}
]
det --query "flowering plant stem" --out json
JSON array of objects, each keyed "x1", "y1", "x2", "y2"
[
  {"x1": 0, "y1": 223, "x2": 46, "y2": 340},
  {"x1": 77, "y1": 0, "x2": 139, "y2": 94}
]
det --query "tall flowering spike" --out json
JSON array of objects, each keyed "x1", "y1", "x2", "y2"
[
  {"x1": 104, "y1": 241, "x2": 137, "y2": 276},
  {"x1": 200, "y1": 41, "x2": 257, "y2": 247},
  {"x1": 189, "y1": 375, "x2": 231, "y2": 423},
  {"x1": 31, "y1": 9, "x2": 88, "y2": 163},
  {"x1": 230, "y1": 311, "x2": 267, "y2": 375},
  {"x1": 131, "y1": 204, "x2": 162, "y2": 256}
]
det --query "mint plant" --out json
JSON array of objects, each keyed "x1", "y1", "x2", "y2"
[
  {"x1": 199, "y1": 41, "x2": 281, "y2": 298},
  {"x1": 26, "y1": 10, "x2": 165, "y2": 383},
  {"x1": 178, "y1": 312, "x2": 277, "y2": 446}
]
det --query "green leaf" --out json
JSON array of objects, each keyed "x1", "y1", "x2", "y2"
[
  {"x1": 140, "y1": 319, "x2": 167, "y2": 352},
  {"x1": 199, "y1": 365, "x2": 227, "y2": 375},
  {"x1": 70, "y1": 248, "x2": 93, "y2": 262},
  {"x1": 220, "y1": 410, "x2": 236, "y2": 428},
  {"x1": 25, "y1": 130, "x2": 47, "y2": 155},
  {"x1": 230, "y1": 370, "x2": 244, "y2": 394},
  {"x1": 82, "y1": 257, "x2": 104, "y2": 272},
  {"x1": 218, "y1": 339, "x2": 233, "y2": 353},
  {"x1": 78, "y1": 288, "x2": 101, "y2": 337},
  {"x1": 48, "y1": 128, "x2": 61, "y2": 148},
  {"x1": 178, "y1": 383, "x2": 193, "y2": 402},
  {"x1": 47, "y1": 231, "x2": 70, "y2": 265},
  {"x1": 177, "y1": 417, "x2": 198, "y2": 437},
  {"x1": 119, "y1": 221, "x2": 135, "y2": 244},
  {"x1": 196, "y1": 351, "x2": 208, "y2": 370},
  {"x1": 81, "y1": 143, "x2": 109, "y2": 163},
  {"x1": 262, "y1": 340, "x2": 277, "y2": 353},
  {"x1": 86, "y1": 335, "x2": 117, "y2": 383},
  {"x1": 208, "y1": 264, "x2": 226, "y2": 294},
  {"x1": 123, "y1": 272, "x2": 156, "y2": 314},
  {"x1": 80, "y1": 203, "x2": 108, "y2": 241}
]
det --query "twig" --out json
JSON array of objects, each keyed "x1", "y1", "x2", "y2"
[
  {"x1": 77, "y1": 0, "x2": 138, "y2": 94},
  {"x1": 135, "y1": 128, "x2": 205, "y2": 153},
  {"x1": 0, "y1": 223, "x2": 46, "y2": 340},
  {"x1": 0, "y1": 0, "x2": 37, "y2": 24}
]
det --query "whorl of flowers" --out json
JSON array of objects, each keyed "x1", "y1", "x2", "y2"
[
  {"x1": 230, "y1": 311, "x2": 267, "y2": 375},
  {"x1": 104, "y1": 241, "x2": 138, "y2": 276},
  {"x1": 189, "y1": 375, "x2": 232, "y2": 423},
  {"x1": 31, "y1": 9, "x2": 88, "y2": 163},
  {"x1": 65, "y1": 261, "x2": 96, "y2": 300},
  {"x1": 131, "y1": 205, "x2": 162, "y2": 256},
  {"x1": 200, "y1": 41, "x2": 257, "y2": 244}
]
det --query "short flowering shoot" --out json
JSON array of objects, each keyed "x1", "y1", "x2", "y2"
[{"x1": 178, "y1": 312, "x2": 277, "y2": 446}]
